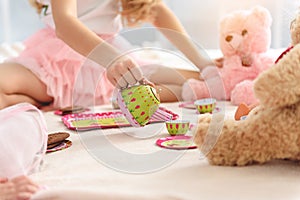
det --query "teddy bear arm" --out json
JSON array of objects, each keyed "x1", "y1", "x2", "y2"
[
  {"x1": 231, "y1": 80, "x2": 259, "y2": 106},
  {"x1": 254, "y1": 44, "x2": 300, "y2": 108},
  {"x1": 193, "y1": 104, "x2": 300, "y2": 166},
  {"x1": 193, "y1": 112, "x2": 277, "y2": 166},
  {"x1": 193, "y1": 115, "x2": 242, "y2": 165}
]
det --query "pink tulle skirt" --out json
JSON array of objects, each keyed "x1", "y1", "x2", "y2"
[{"x1": 10, "y1": 27, "x2": 129, "y2": 108}]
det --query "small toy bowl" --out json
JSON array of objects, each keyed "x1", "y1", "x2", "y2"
[
  {"x1": 194, "y1": 98, "x2": 216, "y2": 114},
  {"x1": 165, "y1": 120, "x2": 190, "y2": 136},
  {"x1": 117, "y1": 85, "x2": 160, "y2": 127}
]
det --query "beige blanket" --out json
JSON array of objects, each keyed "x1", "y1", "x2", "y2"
[{"x1": 30, "y1": 102, "x2": 300, "y2": 200}]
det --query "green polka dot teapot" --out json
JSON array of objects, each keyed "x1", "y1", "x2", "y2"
[{"x1": 116, "y1": 84, "x2": 160, "y2": 127}]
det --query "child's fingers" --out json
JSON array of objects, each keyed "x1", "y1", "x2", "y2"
[
  {"x1": 123, "y1": 71, "x2": 138, "y2": 85},
  {"x1": 214, "y1": 57, "x2": 224, "y2": 68},
  {"x1": 124, "y1": 59, "x2": 143, "y2": 85},
  {"x1": 0, "y1": 177, "x2": 8, "y2": 183},
  {"x1": 127, "y1": 64, "x2": 143, "y2": 83},
  {"x1": 12, "y1": 176, "x2": 40, "y2": 191},
  {"x1": 19, "y1": 183, "x2": 40, "y2": 193},
  {"x1": 107, "y1": 58, "x2": 143, "y2": 88},
  {"x1": 16, "y1": 191, "x2": 32, "y2": 200},
  {"x1": 139, "y1": 78, "x2": 155, "y2": 87},
  {"x1": 15, "y1": 184, "x2": 39, "y2": 200},
  {"x1": 11, "y1": 176, "x2": 33, "y2": 185},
  {"x1": 116, "y1": 76, "x2": 128, "y2": 89}
]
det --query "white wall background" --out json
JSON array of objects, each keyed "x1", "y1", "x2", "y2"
[
  {"x1": 163, "y1": 0, "x2": 299, "y2": 49},
  {"x1": 0, "y1": 0, "x2": 299, "y2": 49},
  {"x1": 0, "y1": 0, "x2": 44, "y2": 43}
]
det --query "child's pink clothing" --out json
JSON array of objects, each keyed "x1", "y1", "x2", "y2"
[
  {"x1": 10, "y1": 28, "x2": 119, "y2": 108},
  {"x1": 7, "y1": 0, "x2": 135, "y2": 108}
]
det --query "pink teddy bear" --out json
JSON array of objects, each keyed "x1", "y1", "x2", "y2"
[{"x1": 182, "y1": 6, "x2": 275, "y2": 106}]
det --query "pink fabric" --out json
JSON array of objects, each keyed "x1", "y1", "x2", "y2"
[
  {"x1": 9, "y1": 27, "x2": 116, "y2": 108},
  {"x1": 7, "y1": 26, "x2": 157, "y2": 108},
  {"x1": 0, "y1": 103, "x2": 47, "y2": 178}
]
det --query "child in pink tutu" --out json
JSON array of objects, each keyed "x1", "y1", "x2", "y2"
[{"x1": 0, "y1": 0, "x2": 221, "y2": 110}]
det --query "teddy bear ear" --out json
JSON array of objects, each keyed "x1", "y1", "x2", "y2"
[
  {"x1": 251, "y1": 6, "x2": 272, "y2": 27},
  {"x1": 290, "y1": 13, "x2": 300, "y2": 46}
]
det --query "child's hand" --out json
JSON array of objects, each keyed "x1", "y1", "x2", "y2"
[
  {"x1": 0, "y1": 178, "x2": 8, "y2": 184},
  {"x1": 0, "y1": 176, "x2": 39, "y2": 200},
  {"x1": 139, "y1": 78, "x2": 155, "y2": 87},
  {"x1": 199, "y1": 57, "x2": 224, "y2": 71},
  {"x1": 106, "y1": 56, "x2": 144, "y2": 89},
  {"x1": 213, "y1": 57, "x2": 224, "y2": 68}
]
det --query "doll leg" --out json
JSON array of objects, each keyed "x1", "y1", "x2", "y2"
[{"x1": 0, "y1": 63, "x2": 53, "y2": 109}]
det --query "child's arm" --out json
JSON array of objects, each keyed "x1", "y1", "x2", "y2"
[
  {"x1": 50, "y1": 0, "x2": 143, "y2": 88},
  {"x1": 150, "y1": 2, "x2": 222, "y2": 70}
]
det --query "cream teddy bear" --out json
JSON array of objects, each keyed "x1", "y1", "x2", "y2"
[{"x1": 193, "y1": 13, "x2": 300, "y2": 166}]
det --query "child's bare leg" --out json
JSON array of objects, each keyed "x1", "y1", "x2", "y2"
[
  {"x1": 175, "y1": 68, "x2": 202, "y2": 80},
  {"x1": 146, "y1": 65, "x2": 200, "y2": 85},
  {"x1": 0, "y1": 63, "x2": 53, "y2": 109},
  {"x1": 155, "y1": 84, "x2": 182, "y2": 102},
  {"x1": 144, "y1": 65, "x2": 200, "y2": 102}
]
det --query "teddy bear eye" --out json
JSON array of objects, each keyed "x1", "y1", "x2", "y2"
[
  {"x1": 242, "y1": 29, "x2": 248, "y2": 36},
  {"x1": 225, "y1": 35, "x2": 233, "y2": 42}
]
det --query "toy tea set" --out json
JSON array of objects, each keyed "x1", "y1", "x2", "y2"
[
  {"x1": 116, "y1": 84, "x2": 219, "y2": 150},
  {"x1": 116, "y1": 84, "x2": 160, "y2": 127},
  {"x1": 116, "y1": 84, "x2": 217, "y2": 127},
  {"x1": 156, "y1": 98, "x2": 218, "y2": 150},
  {"x1": 115, "y1": 84, "x2": 195, "y2": 150},
  {"x1": 61, "y1": 83, "x2": 218, "y2": 150}
]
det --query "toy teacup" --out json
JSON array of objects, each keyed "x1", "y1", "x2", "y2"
[
  {"x1": 194, "y1": 98, "x2": 216, "y2": 114},
  {"x1": 117, "y1": 85, "x2": 160, "y2": 127},
  {"x1": 165, "y1": 120, "x2": 190, "y2": 136}
]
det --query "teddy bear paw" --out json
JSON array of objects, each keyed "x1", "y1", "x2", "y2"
[
  {"x1": 231, "y1": 80, "x2": 259, "y2": 106},
  {"x1": 193, "y1": 114, "x2": 212, "y2": 146},
  {"x1": 193, "y1": 112, "x2": 224, "y2": 149}
]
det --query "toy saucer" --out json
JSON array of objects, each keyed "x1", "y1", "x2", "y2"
[
  {"x1": 156, "y1": 135, "x2": 197, "y2": 150},
  {"x1": 178, "y1": 101, "x2": 196, "y2": 109},
  {"x1": 54, "y1": 106, "x2": 90, "y2": 116},
  {"x1": 46, "y1": 140, "x2": 72, "y2": 153}
]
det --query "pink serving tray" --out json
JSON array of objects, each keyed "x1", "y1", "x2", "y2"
[{"x1": 62, "y1": 107, "x2": 179, "y2": 131}]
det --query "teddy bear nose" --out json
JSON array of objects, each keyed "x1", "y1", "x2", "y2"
[
  {"x1": 225, "y1": 35, "x2": 233, "y2": 42},
  {"x1": 242, "y1": 29, "x2": 248, "y2": 36}
]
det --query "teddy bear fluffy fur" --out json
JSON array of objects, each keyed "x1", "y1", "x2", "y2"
[{"x1": 193, "y1": 43, "x2": 300, "y2": 166}]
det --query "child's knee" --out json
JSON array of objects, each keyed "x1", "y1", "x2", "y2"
[{"x1": 0, "y1": 93, "x2": 9, "y2": 110}]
